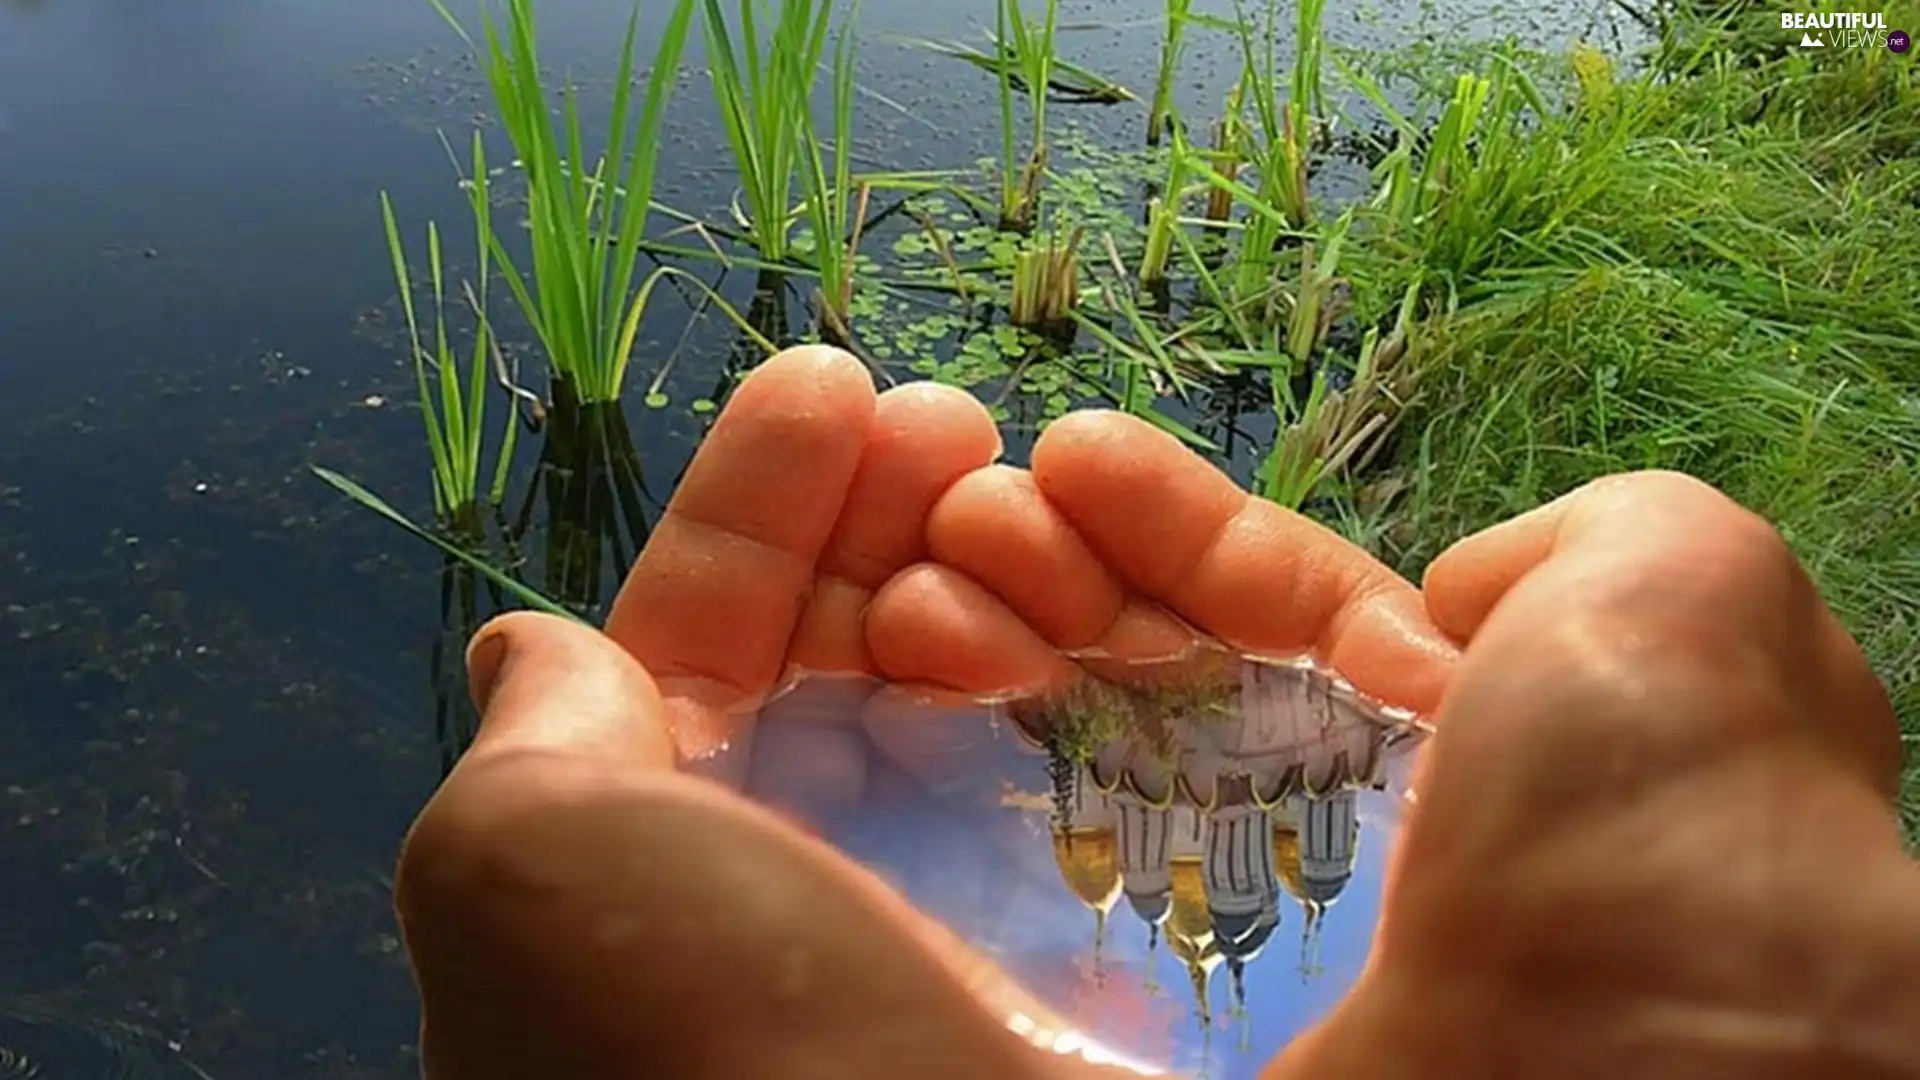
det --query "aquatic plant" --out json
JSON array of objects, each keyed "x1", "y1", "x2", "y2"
[
  {"x1": 793, "y1": 5, "x2": 868, "y2": 346},
  {"x1": 1338, "y1": 44, "x2": 1604, "y2": 296},
  {"x1": 1226, "y1": 0, "x2": 1324, "y2": 233},
  {"x1": 1262, "y1": 275, "x2": 1419, "y2": 510},
  {"x1": 429, "y1": 0, "x2": 696, "y2": 404},
  {"x1": 699, "y1": 0, "x2": 838, "y2": 264},
  {"x1": 313, "y1": 468, "x2": 585, "y2": 624},
  {"x1": 1008, "y1": 225, "x2": 1083, "y2": 335},
  {"x1": 904, "y1": 34, "x2": 1131, "y2": 104},
  {"x1": 378, "y1": 179, "x2": 519, "y2": 529},
  {"x1": 1146, "y1": 0, "x2": 1194, "y2": 146},
  {"x1": 993, "y1": 0, "x2": 1061, "y2": 233},
  {"x1": 1137, "y1": 127, "x2": 1193, "y2": 292}
]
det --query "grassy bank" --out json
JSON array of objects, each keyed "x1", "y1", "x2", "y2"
[
  {"x1": 1360, "y1": 9, "x2": 1920, "y2": 837},
  {"x1": 329, "y1": 0, "x2": 1920, "y2": 835}
]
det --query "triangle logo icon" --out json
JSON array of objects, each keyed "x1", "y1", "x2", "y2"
[{"x1": 1800, "y1": 31, "x2": 1824, "y2": 46}]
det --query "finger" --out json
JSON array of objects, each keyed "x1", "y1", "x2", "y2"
[
  {"x1": 787, "y1": 381, "x2": 1003, "y2": 676},
  {"x1": 926, "y1": 464, "x2": 1125, "y2": 649},
  {"x1": 1421, "y1": 469, "x2": 1902, "y2": 795},
  {"x1": 401, "y1": 647, "x2": 1129, "y2": 1080},
  {"x1": 1028, "y1": 410, "x2": 1457, "y2": 713},
  {"x1": 460, "y1": 610, "x2": 676, "y2": 773},
  {"x1": 603, "y1": 346, "x2": 875, "y2": 761},
  {"x1": 745, "y1": 384, "x2": 1000, "y2": 819},
  {"x1": 865, "y1": 562, "x2": 1082, "y2": 699}
]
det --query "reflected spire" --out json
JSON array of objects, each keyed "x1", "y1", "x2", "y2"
[
  {"x1": 1164, "y1": 852, "x2": 1220, "y2": 1028},
  {"x1": 1299, "y1": 899, "x2": 1328, "y2": 981},
  {"x1": 1047, "y1": 751, "x2": 1122, "y2": 983}
]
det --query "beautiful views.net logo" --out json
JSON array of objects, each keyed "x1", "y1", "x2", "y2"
[{"x1": 1780, "y1": 11, "x2": 1910, "y2": 52}]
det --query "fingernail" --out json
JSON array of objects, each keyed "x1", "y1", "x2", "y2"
[{"x1": 465, "y1": 622, "x2": 513, "y2": 714}]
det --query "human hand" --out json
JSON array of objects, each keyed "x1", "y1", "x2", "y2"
[
  {"x1": 866, "y1": 412, "x2": 1915, "y2": 1079},
  {"x1": 393, "y1": 346, "x2": 1143, "y2": 1080},
  {"x1": 1266, "y1": 470, "x2": 1918, "y2": 1080}
]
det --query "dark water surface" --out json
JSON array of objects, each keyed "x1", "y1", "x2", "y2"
[{"x1": 0, "y1": 0, "x2": 1626, "y2": 1076}]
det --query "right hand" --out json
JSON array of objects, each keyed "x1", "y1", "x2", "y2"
[
  {"x1": 873, "y1": 415, "x2": 1915, "y2": 1080},
  {"x1": 1266, "y1": 468, "x2": 1918, "y2": 1080}
]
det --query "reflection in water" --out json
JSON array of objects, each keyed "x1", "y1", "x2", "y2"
[{"x1": 737, "y1": 645, "x2": 1427, "y2": 1080}]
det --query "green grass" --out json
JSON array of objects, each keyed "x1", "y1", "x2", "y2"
[
  {"x1": 429, "y1": 0, "x2": 696, "y2": 404},
  {"x1": 1342, "y1": 9, "x2": 1920, "y2": 837}
]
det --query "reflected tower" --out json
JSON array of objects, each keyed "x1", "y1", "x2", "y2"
[
  {"x1": 1202, "y1": 775, "x2": 1281, "y2": 1011},
  {"x1": 1048, "y1": 755, "x2": 1122, "y2": 973},
  {"x1": 1273, "y1": 789, "x2": 1361, "y2": 977},
  {"x1": 1114, "y1": 790, "x2": 1174, "y2": 945},
  {"x1": 1161, "y1": 803, "x2": 1221, "y2": 1028}
]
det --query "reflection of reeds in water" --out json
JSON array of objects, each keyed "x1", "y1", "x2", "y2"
[
  {"x1": 511, "y1": 379, "x2": 656, "y2": 615},
  {"x1": 430, "y1": 552, "x2": 489, "y2": 774}
]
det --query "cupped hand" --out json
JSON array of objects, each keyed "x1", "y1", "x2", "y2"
[
  {"x1": 394, "y1": 346, "x2": 1085, "y2": 1080},
  {"x1": 392, "y1": 345, "x2": 1454, "y2": 1080},
  {"x1": 870, "y1": 415, "x2": 1916, "y2": 1079},
  {"x1": 1270, "y1": 470, "x2": 1919, "y2": 1080}
]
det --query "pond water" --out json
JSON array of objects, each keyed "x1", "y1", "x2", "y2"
[{"x1": 0, "y1": 0, "x2": 1629, "y2": 1076}]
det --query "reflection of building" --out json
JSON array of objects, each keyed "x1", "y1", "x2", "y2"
[
  {"x1": 1271, "y1": 789, "x2": 1360, "y2": 974},
  {"x1": 1036, "y1": 656, "x2": 1404, "y2": 1029},
  {"x1": 1116, "y1": 797, "x2": 1174, "y2": 933},
  {"x1": 1163, "y1": 813, "x2": 1220, "y2": 1026},
  {"x1": 1202, "y1": 778, "x2": 1281, "y2": 1009},
  {"x1": 1049, "y1": 758, "x2": 1122, "y2": 969}
]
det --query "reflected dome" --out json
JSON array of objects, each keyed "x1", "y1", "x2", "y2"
[
  {"x1": 997, "y1": 646, "x2": 1422, "y2": 1054},
  {"x1": 1299, "y1": 791, "x2": 1360, "y2": 908},
  {"x1": 1210, "y1": 907, "x2": 1263, "y2": 944},
  {"x1": 1126, "y1": 888, "x2": 1171, "y2": 924},
  {"x1": 1298, "y1": 872, "x2": 1353, "y2": 906},
  {"x1": 1218, "y1": 907, "x2": 1279, "y2": 961}
]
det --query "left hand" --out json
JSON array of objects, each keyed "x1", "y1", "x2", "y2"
[
  {"x1": 394, "y1": 347, "x2": 1121, "y2": 1080},
  {"x1": 392, "y1": 346, "x2": 1463, "y2": 1079}
]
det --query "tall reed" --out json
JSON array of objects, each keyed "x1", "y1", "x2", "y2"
[
  {"x1": 1139, "y1": 126, "x2": 1194, "y2": 291},
  {"x1": 429, "y1": 0, "x2": 696, "y2": 405},
  {"x1": 1147, "y1": 0, "x2": 1194, "y2": 146},
  {"x1": 793, "y1": 4, "x2": 868, "y2": 344},
  {"x1": 1009, "y1": 224, "x2": 1084, "y2": 334},
  {"x1": 700, "y1": 0, "x2": 838, "y2": 263},
  {"x1": 1341, "y1": 46, "x2": 1586, "y2": 292},
  {"x1": 379, "y1": 174, "x2": 518, "y2": 529},
  {"x1": 1220, "y1": 0, "x2": 1324, "y2": 232},
  {"x1": 995, "y1": 0, "x2": 1061, "y2": 232}
]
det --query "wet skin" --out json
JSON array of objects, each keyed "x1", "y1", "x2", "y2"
[{"x1": 392, "y1": 346, "x2": 1919, "y2": 1080}]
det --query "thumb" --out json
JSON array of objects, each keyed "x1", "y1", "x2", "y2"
[{"x1": 397, "y1": 613, "x2": 1116, "y2": 1080}]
